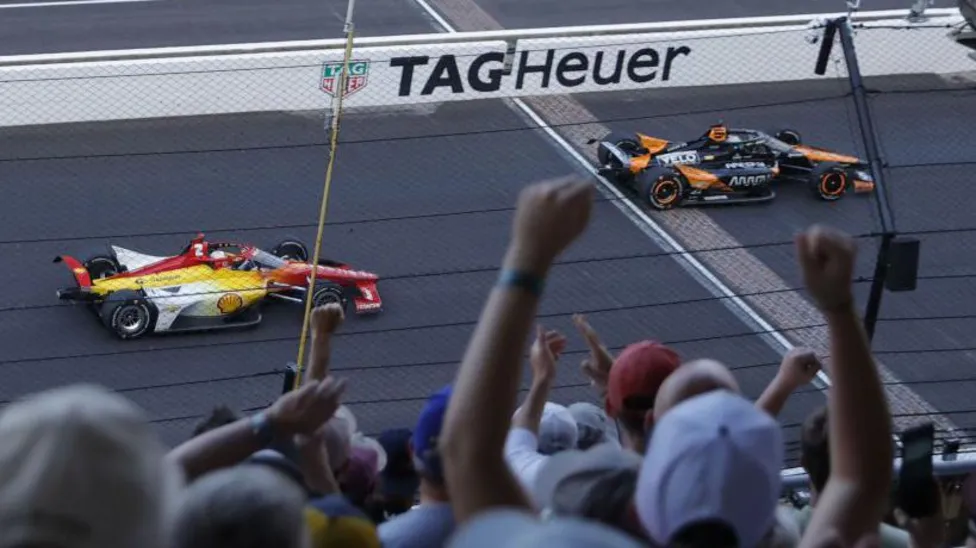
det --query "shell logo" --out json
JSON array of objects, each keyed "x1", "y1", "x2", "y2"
[{"x1": 217, "y1": 293, "x2": 244, "y2": 314}]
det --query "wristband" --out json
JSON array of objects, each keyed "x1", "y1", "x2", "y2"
[
  {"x1": 250, "y1": 412, "x2": 276, "y2": 447},
  {"x1": 497, "y1": 269, "x2": 544, "y2": 296}
]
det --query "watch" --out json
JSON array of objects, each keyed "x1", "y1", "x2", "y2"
[{"x1": 250, "y1": 412, "x2": 276, "y2": 447}]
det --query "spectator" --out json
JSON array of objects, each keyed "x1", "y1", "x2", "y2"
[
  {"x1": 794, "y1": 406, "x2": 944, "y2": 548},
  {"x1": 379, "y1": 385, "x2": 456, "y2": 548},
  {"x1": 377, "y1": 427, "x2": 420, "y2": 518},
  {"x1": 755, "y1": 348, "x2": 822, "y2": 419},
  {"x1": 0, "y1": 384, "x2": 184, "y2": 548},
  {"x1": 305, "y1": 493, "x2": 382, "y2": 547},
  {"x1": 793, "y1": 226, "x2": 892, "y2": 548},
  {"x1": 635, "y1": 389, "x2": 785, "y2": 548},
  {"x1": 567, "y1": 401, "x2": 620, "y2": 450},
  {"x1": 170, "y1": 464, "x2": 307, "y2": 548},
  {"x1": 504, "y1": 325, "x2": 578, "y2": 489},
  {"x1": 604, "y1": 340, "x2": 682, "y2": 452},
  {"x1": 440, "y1": 177, "x2": 609, "y2": 531},
  {"x1": 167, "y1": 376, "x2": 347, "y2": 483}
]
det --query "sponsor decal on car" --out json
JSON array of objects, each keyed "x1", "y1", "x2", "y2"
[
  {"x1": 217, "y1": 293, "x2": 244, "y2": 314},
  {"x1": 388, "y1": 45, "x2": 692, "y2": 97},
  {"x1": 729, "y1": 174, "x2": 771, "y2": 187},
  {"x1": 655, "y1": 151, "x2": 699, "y2": 166}
]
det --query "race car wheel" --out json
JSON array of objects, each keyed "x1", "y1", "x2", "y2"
[
  {"x1": 99, "y1": 290, "x2": 155, "y2": 340},
  {"x1": 84, "y1": 254, "x2": 120, "y2": 280},
  {"x1": 775, "y1": 129, "x2": 802, "y2": 146},
  {"x1": 637, "y1": 168, "x2": 686, "y2": 211},
  {"x1": 272, "y1": 239, "x2": 309, "y2": 262},
  {"x1": 596, "y1": 133, "x2": 642, "y2": 168},
  {"x1": 810, "y1": 163, "x2": 849, "y2": 202},
  {"x1": 312, "y1": 284, "x2": 348, "y2": 312}
]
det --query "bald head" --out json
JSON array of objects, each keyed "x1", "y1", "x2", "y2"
[{"x1": 653, "y1": 359, "x2": 740, "y2": 420}]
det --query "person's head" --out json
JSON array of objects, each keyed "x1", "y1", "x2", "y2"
[
  {"x1": 800, "y1": 406, "x2": 830, "y2": 501},
  {"x1": 536, "y1": 402, "x2": 579, "y2": 455},
  {"x1": 568, "y1": 402, "x2": 619, "y2": 450},
  {"x1": 412, "y1": 385, "x2": 452, "y2": 496},
  {"x1": 533, "y1": 443, "x2": 645, "y2": 540},
  {"x1": 192, "y1": 405, "x2": 240, "y2": 438},
  {"x1": 305, "y1": 494, "x2": 381, "y2": 547},
  {"x1": 338, "y1": 443, "x2": 384, "y2": 510},
  {"x1": 377, "y1": 427, "x2": 420, "y2": 515},
  {"x1": 604, "y1": 341, "x2": 681, "y2": 452},
  {"x1": 171, "y1": 465, "x2": 307, "y2": 548},
  {"x1": 635, "y1": 390, "x2": 783, "y2": 548},
  {"x1": 652, "y1": 358, "x2": 740, "y2": 420},
  {"x1": 0, "y1": 384, "x2": 184, "y2": 548}
]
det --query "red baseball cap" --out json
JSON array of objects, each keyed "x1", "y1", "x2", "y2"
[{"x1": 605, "y1": 341, "x2": 680, "y2": 418}]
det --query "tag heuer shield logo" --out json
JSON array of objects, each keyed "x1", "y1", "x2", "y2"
[{"x1": 321, "y1": 59, "x2": 370, "y2": 98}]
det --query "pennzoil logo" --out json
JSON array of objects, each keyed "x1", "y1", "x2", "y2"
[
  {"x1": 321, "y1": 60, "x2": 370, "y2": 98},
  {"x1": 217, "y1": 293, "x2": 244, "y2": 314}
]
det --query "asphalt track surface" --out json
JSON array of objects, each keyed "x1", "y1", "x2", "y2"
[
  {"x1": 1, "y1": 0, "x2": 973, "y2": 462},
  {"x1": 0, "y1": 103, "x2": 822, "y2": 452},
  {"x1": 0, "y1": 0, "x2": 951, "y2": 55}
]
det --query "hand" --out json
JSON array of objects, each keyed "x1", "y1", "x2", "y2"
[
  {"x1": 572, "y1": 313, "x2": 599, "y2": 346},
  {"x1": 573, "y1": 314, "x2": 611, "y2": 392},
  {"x1": 311, "y1": 303, "x2": 345, "y2": 337},
  {"x1": 776, "y1": 347, "x2": 822, "y2": 390},
  {"x1": 795, "y1": 225, "x2": 857, "y2": 313},
  {"x1": 267, "y1": 376, "x2": 347, "y2": 436},
  {"x1": 895, "y1": 484, "x2": 945, "y2": 548},
  {"x1": 507, "y1": 177, "x2": 594, "y2": 274},
  {"x1": 530, "y1": 325, "x2": 566, "y2": 384}
]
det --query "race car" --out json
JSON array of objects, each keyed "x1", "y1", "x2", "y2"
[
  {"x1": 54, "y1": 234, "x2": 382, "y2": 340},
  {"x1": 594, "y1": 123, "x2": 876, "y2": 210}
]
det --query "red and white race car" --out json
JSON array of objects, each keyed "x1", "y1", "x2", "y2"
[{"x1": 54, "y1": 233, "x2": 382, "y2": 339}]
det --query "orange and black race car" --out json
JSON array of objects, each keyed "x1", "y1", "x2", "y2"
[{"x1": 594, "y1": 123, "x2": 876, "y2": 210}]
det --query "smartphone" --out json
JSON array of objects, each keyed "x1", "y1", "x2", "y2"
[{"x1": 897, "y1": 422, "x2": 938, "y2": 518}]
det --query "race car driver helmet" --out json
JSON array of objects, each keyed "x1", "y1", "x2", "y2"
[
  {"x1": 707, "y1": 123, "x2": 728, "y2": 142},
  {"x1": 210, "y1": 250, "x2": 227, "y2": 260}
]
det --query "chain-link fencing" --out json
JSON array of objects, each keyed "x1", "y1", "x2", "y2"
[{"x1": 0, "y1": 14, "x2": 974, "y2": 469}]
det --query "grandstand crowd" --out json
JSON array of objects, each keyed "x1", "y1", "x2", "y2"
[{"x1": 1, "y1": 176, "x2": 973, "y2": 548}]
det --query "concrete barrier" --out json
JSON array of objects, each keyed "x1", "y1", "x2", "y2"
[{"x1": 0, "y1": 9, "x2": 971, "y2": 127}]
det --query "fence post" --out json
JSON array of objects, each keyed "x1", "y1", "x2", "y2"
[{"x1": 823, "y1": 17, "x2": 899, "y2": 341}]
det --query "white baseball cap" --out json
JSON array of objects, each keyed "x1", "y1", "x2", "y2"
[
  {"x1": 536, "y1": 402, "x2": 579, "y2": 455},
  {"x1": 0, "y1": 384, "x2": 184, "y2": 548},
  {"x1": 635, "y1": 390, "x2": 783, "y2": 548},
  {"x1": 447, "y1": 508, "x2": 645, "y2": 548}
]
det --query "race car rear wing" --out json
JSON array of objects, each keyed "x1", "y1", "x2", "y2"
[{"x1": 596, "y1": 141, "x2": 635, "y2": 178}]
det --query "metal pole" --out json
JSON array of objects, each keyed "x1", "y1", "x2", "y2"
[
  {"x1": 293, "y1": 0, "x2": 357, "y2": 388},
  {"x1": 834, "y1": 18, "x2": 898, "y2": 341}
]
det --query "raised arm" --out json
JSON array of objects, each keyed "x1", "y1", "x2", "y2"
[
  {"x1": 755, "y1": 347, "x2": 821, "y2": 418},
  {"x1": 796, "y1": 226, "x2": 893, "y2": 547},
  {"x1": 440, "y1": 177, "x2": 593, "y2": 524}
]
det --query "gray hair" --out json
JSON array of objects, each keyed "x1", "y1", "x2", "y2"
[{"x1": 170, "y1": 464, "x2": 307, "y2": 548}]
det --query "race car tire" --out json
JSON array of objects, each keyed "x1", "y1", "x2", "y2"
[
  {"x1": 809, "y1": 163, "x2": 849, "y2": 202},
  {"x1": 596, "y1": 133, "x2": 642, "y2": 168},
  {"x1": 272, "y1": 239, "x2": 309, "y2": 262},
  {"x1": 775, "y1": 129, "x2": 803, "y2": 146},
  {"x1": 99, "y1": 290, "x2": 155, "y2": 340},
  {"x1": 637, "y1": 168, "x2": 687, "y2": 211},
  {"x1": 312, "y1": 284, "x2": 349, "y2": 313},
  {"x1": 84, "y1": 254, "x2": 121, "y2": 280}
]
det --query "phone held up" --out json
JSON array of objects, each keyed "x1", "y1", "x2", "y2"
[{"x1": 897, "y1": 422, "x2": 939, "y2": 519}]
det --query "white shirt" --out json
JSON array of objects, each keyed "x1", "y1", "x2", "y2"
[{"x1": 504, "y1": 427, "x2": 550, "y2": 492}]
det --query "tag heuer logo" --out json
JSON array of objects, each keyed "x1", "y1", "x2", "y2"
[{"x1": 321, "y1": 59, "x2": 370, "y2": 98}]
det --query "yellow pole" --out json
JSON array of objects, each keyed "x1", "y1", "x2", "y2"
[{"x1": 293, "y1": 16, "x2": 357, "y2": 389}]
